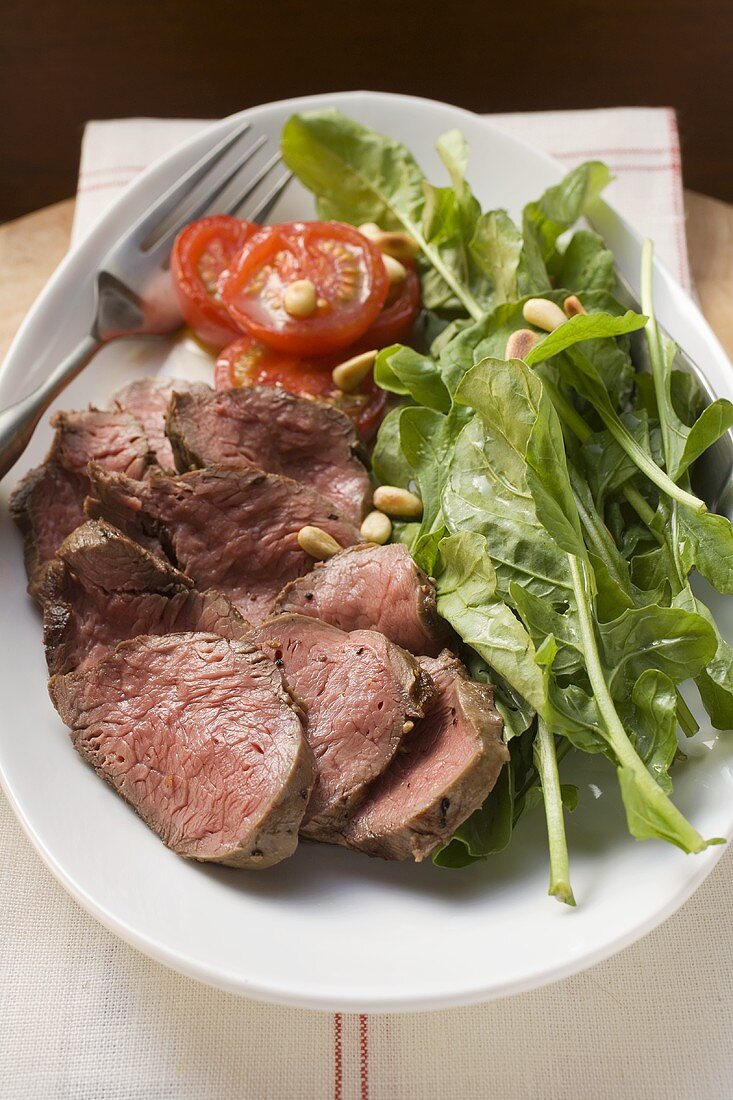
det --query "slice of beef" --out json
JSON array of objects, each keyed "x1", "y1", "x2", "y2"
[
  {"x1": 41, "y1": 520, "x2": 250, "y2": 675},
  {"x1": 111, "y1": 377, "x2": 208, "y2": 472},
  {"x1": 10, "y1": 408, "x2": 152, "y2": 595},
  {"x1": 166, "y1": 385, "x2": 371, "y2": 523},
  {"x1": 340, "y1": 650, "x2": 508, "y2": 861},
  {"x1": 87, "y1": 464, "x2": 361, "y2": 622},
  {"x1": 273, "y1": 542, "x2": 448, "y2": 656},
  {"x1": 250, "y1": 613, "x2": 435, "y2": 839},
  {"x1": 50, "y1": 632, "x2": 315, "y2": 868}
]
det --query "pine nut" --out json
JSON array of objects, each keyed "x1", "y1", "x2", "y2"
[
  {"x1": 358, "y1": 222, "x2": 419, "y2": 261},
  {"x1": 358, "y1": 222, "x2": 381, "y2": 241},
  {"x1": 402, "y1": 721, "x2": 414, "y2": 734},
  {"x1": 360, "y1": 510, "x2": 392, "y2": 545},
  {"x1": 563, "y1": 294, "x2": 586, "y2": 317},
  {"x1": 283, "y1": 279, "x2": 317, "y2": 318},
  {"x1": 522, "y1": 297, "x2": 568, "y2": 332},
  {"x1": 505, "y1": 328, "x2": 541, "y2": 360},
  {"x1": 373, "y1": 485, "x2": 423, "y2": 518},
  {"x1": 382, "y1": 254, "x2": 407, "y2": 287},
  {"x1": 332, "y1": 349, "x2": 378, "y2": 394},
  {"x1": 297, "y1": 525, "x2": 342, "y2": 560},
  {"x1": 377, "y1": 231, "x2": 419, "y2": 261}
]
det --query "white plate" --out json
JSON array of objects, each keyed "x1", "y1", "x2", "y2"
[{"x1": 1, "y1": 91, "x2": 731, "y2": 1013}]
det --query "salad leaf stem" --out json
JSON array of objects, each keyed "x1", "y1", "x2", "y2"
[
  {"x1": 542, "y1": 377, "x2": 666, "y2": 541},
  {"x1": 568, "y1": 555, "x2": 708, "y2": 853},
  {"x1": 535, "y1": 718, "x2": 576, "y2": 906},
  {"x1": 565, "y1": 346, "x2": 706, "y2": 514},
  {"x1": 406, "y1": 223, "x2": 484, "y2": 322}
]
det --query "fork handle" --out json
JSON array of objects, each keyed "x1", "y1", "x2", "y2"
[{"x1": 0, "y1": 333, "x2": 102, "y2": 481}]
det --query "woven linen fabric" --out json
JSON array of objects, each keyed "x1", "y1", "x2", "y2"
[{"x1": 2, "y1": 107, "x2": 730, "y2": 1100}]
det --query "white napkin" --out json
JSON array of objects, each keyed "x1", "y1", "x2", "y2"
[
  {"x1": 74, "y1": 108, "x2": 691, "y2": 291},
  {"x1": 4, "y1": 108, "x2": 731, "y2": 1100}
]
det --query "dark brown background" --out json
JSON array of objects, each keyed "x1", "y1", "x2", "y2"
[{"x1": 2, "y1": 0, "x2": 732, "y2": 222}]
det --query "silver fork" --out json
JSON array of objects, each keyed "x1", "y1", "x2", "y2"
[{"x1": 0, "y1": 121, "x2": 292, "y2": 480}]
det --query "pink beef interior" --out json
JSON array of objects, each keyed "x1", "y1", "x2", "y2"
[
  {"x1": 342, "y1": 651, "x2": 508, "y2": 861},
  {"x1": 88, "y1": 464, "x2": 361, "y2": 622},
  {"x1": 111, "y1": 377, "x2": 206, "y2": 471},
  {"x1": 167, "y1": 385, "x2": 371, "y2": 523},
  {"x1": 50, "y1": 633, "x2": 314, "y2": 868},
  {"x1": 252, "y1": 614, "x2": 432, "y2": 835},
  {"x1": 273, "y1": 542, "x2": 447, "y2": 656}
]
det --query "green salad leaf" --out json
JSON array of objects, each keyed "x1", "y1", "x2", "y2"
[{"x1": 284, "y1": 112, "x2": 733, "y2": 905}]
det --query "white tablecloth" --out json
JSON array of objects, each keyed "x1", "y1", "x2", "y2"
[{"x1": 2, "y1": 106, "x2": 731, "y2": 1100}]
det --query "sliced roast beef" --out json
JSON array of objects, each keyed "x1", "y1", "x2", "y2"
[
  {"x1": 41, "y1": 520, "x2": 250, "y2": 675},
  {"x1": 87, "y1": 464, "x2": 361, "y2": 622},
  {"x1": 50, "y1": 632, "x2": 315, "y2": 868},
  {"x1": 10, "y1": 408, "x2": 152, "y2": 595},
  {"x1": 111, "y1": 377, "x2": 207, "y2": 471},
  {"x1": 166, "y1": 385, "x2": 371, "y2": 523},
  {"x1": 273, "y1": 542, "x2": 448, "y2": 656},
  {"x1": 250, "y1": 613, "x2": 435, "y2": 839},
  {"x1": 340, "y1": 651, "x2": 508, "y2": 861}
]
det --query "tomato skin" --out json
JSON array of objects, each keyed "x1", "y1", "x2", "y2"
[
  {"x1": 219, "y1": 221, "x2": 389, "y2": 357},
  {"x1": 171, "y1": 215, "x2": 256, "y2": 349},
  {"x1": 215, "y1": 335, "x2": 388, "y2": 441},
  {"x1": 352, "y1": 261, "x2": 421, "y2": 352}
]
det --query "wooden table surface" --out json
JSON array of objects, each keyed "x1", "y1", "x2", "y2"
[{"x1": 1, "y1": 194, "x2": 731, "y2": 365}]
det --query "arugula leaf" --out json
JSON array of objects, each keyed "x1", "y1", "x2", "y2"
[
  {"x1": 399, "y1": 405, "x2": 465, "y2": 573},
  {"x1": 518, "y1": 161, "x2": 613, "y2": 290},
  {"x1": 620, "y1": 670, "x2": 678, "y2": 793},
  {"x1": 281, "y1": 110, "x2": 484, "y2": 319},
  {"x1": 554, "y1": 229, "x2": 615, "y2": 293},
  {"x1": 673, "y1": 587, "x2": 733, "y2": 729},
  {"x1": 373, "y1": 344, "x2": 450, "y2": 412},
  {"x1": 470, "y1": 209, "x2": 523, "y2": 304},
  {"x1": 436, "y1": 532, "x2": 547, "y2": 712},
  {"x1": 445, "y1": 367, "x2": 573, "y2": 603},
  {"x1": 525, "y1": 310, "x2": 647, "y2": 365},
  {"x1": 600, "y1": 604, "x2": 717, "y2": 694},
  {"x1": 371, "y1": 407, "x2": 412, "y2": 489}
]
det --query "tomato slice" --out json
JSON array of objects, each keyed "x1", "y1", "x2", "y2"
[
  {"x1": 219, "y1": 221, "x2": 389, "y2": 357},
  {"x1": 353, "y1": 260, "x2": 421, "y2": 352},
  {"x1": 215, "y1": 335, "x2": 388, "y2": 441},
  {"x1": 171, "y1": 215, "x2": 256, "y2": 349}
]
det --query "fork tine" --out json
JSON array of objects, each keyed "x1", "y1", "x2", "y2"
[
  {"x1": 144, "y1": 134, "x2": 271, "y2": 255},
  {"x1": 218, "y1": 151, "x2": 285, "y2": 218},
  {"x1": 122, "y1": 119, "x2": 252, "y2": 251},
  {"x1": 240, "y1": 170, "x2": 294, "y2": 224}
]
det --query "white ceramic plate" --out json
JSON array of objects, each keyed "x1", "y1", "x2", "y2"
[{"x1": 1, "y1": 92, "x2": 731, "y2": 1013}]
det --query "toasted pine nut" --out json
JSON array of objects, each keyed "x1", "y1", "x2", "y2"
[
  {"x1": 373, "y1": 485, "x2": 423, "y2": 519},
  {"x1": 522, "y1": 297, "x2": 568, "y2": 332},
  {"x1": 563, "y1": 294, "x2": 586, "y2": 317},
  {"x1": 382, "y1": 254, "x2": 407, "y2": 287},
  {"x1": 332, "y1": 349, "x2": 378, "y2": 394},
  {"x1": 283, "y1": 279, "x2": 317, "y2": 318},
  {"x1": 297, "y1": 525, "x2": 342, "y2": 560},
  {"x1": 377, "y1": 231, "x2": 419, "y2": 262},
  {"x1": 505, "y1": 328, "x2": 541, "y2": 360},
  {"x1": 360, "y1": 510, "x2": 392, "y2": 545},
  {"x1": 358, "y1": 221, "x2": 418, "y2": 261},
  {"x1": 403, "y1": 721, "x2": 414, "y2": 734}
]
